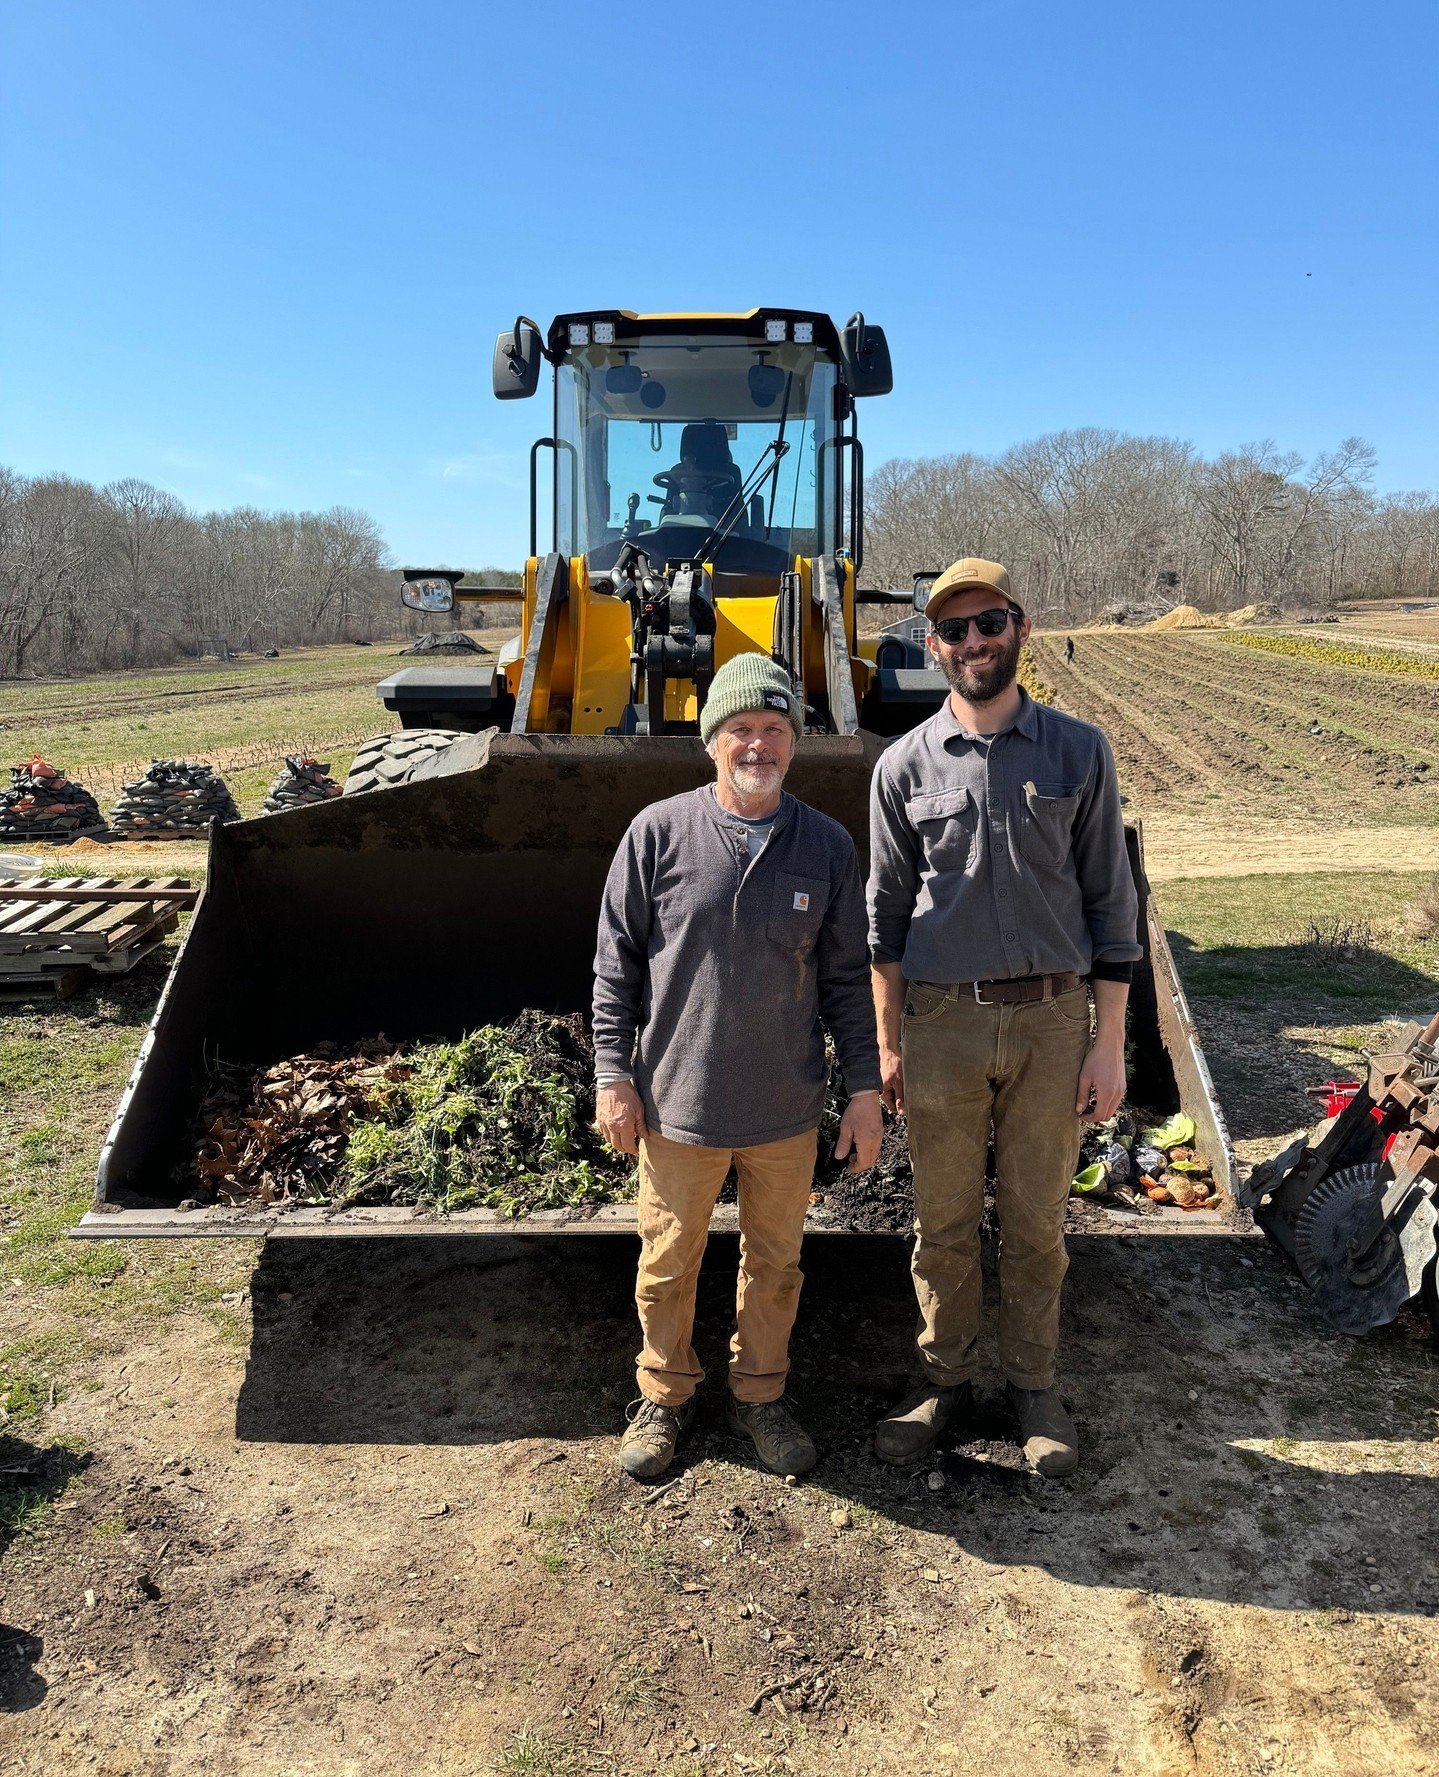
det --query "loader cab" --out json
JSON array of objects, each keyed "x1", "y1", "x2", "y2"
[
  {"x1": 552, "y1": 320, "x2": 842, "y2": 586},
  {"x1": 497, "y1": 310, "x2": 889, "y2": 584}
]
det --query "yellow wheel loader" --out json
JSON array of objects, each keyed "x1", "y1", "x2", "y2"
[{"x1": 75, "y1": 309, "x2": 1231, "y2": 1238}]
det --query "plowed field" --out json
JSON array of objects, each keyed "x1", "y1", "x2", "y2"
[{"x1": 1030, "y1": 631, "x2": 1439, "y2": 828}]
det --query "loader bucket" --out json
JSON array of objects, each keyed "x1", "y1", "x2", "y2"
[{"x1": 74, "y1": 731, "x2": 1232, "y2": 1238}]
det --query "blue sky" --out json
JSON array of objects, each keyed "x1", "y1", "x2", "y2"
[{"x1": 3, "y1": 0, "x2": 1436, "y2": 568}]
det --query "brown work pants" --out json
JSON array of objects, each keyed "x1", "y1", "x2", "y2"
[
  {"x1": 902, "y1": 981, "x2": 1092, "y2": 1391},
  {"x1": 634, "y1": 1126, "x2": 818, "y2": 1407}
]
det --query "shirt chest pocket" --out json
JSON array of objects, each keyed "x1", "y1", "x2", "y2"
[
  {"x1": 906, "y1": 786, "x2": 974, "y2": 874},
  {"x1": 1020, "y1": 783, "x2": 1081, "y2": 869},
  {"x1": 767, "y1": 873, "x2": 828, "y2": 951}
]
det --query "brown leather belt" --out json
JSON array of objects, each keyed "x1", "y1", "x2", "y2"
[{"x1": 919, "y1": 971, "x2": 1085, "y2": 1006}]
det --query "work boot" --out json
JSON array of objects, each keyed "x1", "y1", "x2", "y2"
[
  {"x1": 1007, "y1": 1383, "x2": 1079, "y2": 1477},
  {"x1": 874, "y1": 1380, "x2": 971, "y2": 1466},
  {"x1": 617, "y1": 1396, "x2": 695, "y2": 1480},
  {"x1": 726, "y1": 1396, "x2": 818, "y2": 1477}
]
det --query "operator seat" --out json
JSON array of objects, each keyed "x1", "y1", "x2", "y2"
[{"x1": 663, "y1": 422, "x2": 744, "y2": 518}]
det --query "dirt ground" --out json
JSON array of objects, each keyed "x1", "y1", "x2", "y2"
[
  {"x1": 1140, "y1": 820, "x2": 1439, "y2": 880},
  {"x1": 5, "y1": 639, "x2": 1439, "y2": 1772},
  {"x1": 4, "y1": 1213, "x2": 1438, "y2": 1776}
]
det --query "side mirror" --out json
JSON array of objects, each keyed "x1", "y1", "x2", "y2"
[
  {"x1": 401, "y1": 570, "x2": 460, "y2": 613},
  {"x1": 493, "y1": 322, "x2": 543, "y2": 400},
  {"x1": 841, "y1": 312, "x2": 893, "y2": 398},
  {"x1": 911, "y1": 571, "x2": 941, "y2": 614}
]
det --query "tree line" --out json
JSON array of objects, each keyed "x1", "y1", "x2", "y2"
[
  {"x1": 0, "y1": 467, "x2": 521, "y2": 678},
  {"x1": 8, "y1": 434, "x2": 1439, "y2": 676},
  {"x1": 863, "y1": 431, "x2": 1439, "y2": 622}
]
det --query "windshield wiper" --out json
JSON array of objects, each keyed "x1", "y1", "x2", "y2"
[{"x1": 691, "y1": 438, "x2": 791, "y2": 567}]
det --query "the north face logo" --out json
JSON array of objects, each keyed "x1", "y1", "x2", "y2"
[{"x1": 764, "y1": 693, "x2": 789, "y2": 710}]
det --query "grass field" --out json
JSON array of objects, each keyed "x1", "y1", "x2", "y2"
[{"x1": 0, "y1": 640, "x2": 508, "y2": 817}]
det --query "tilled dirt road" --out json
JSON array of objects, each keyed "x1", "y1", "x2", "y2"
[{"x1": 3, "y1": 1223, "x2": 1436, "y2": 1776}]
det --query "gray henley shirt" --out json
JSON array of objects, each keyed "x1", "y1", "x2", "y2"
[
  {"x1": 593, "y1": 786, "x2": 881, "y2": 1147},
  {"x1": 867, "y1": 689, "x2": 1142, "y2": 985}
]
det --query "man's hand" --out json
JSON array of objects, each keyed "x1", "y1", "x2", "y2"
[
  {"x1": 871, "y1": 962, "x2": 905, "y2": 1116},
  {"x1": 596, "y1": 1081, "x2": 647, "y2": 1156},
  {"x1": 834, "y1": 1091, "x2": 884, "y2": 1172},
  {"x1": 1075, "y1": 1038, "x2": 1126, "y2": 1124},
  {"x1": 878, "y1": 1046, "x2": 905, "y2": 1118}
]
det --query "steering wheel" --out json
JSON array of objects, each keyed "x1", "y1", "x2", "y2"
[{"x1": 652, "y1": 468, "x2": 734, "y2": 495}]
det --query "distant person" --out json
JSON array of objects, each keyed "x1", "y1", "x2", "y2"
[
  {"x1": 1065, "y1": 636, "x2": 1075, "y2": 663},
  {"x1": 866, "y1": 558, "x2": 1140, "y2": 1478},
  {"x1": 593, "y1": 653, "x2": 883, "y2": 1481}
]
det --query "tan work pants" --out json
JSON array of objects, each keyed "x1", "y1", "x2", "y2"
[
  {"x1": 902, "y1": 981, "x2": 1093, "y2": 1391},
  {"x1": 634, "y1": 1126, "x2": 818, "y2": 1407}
]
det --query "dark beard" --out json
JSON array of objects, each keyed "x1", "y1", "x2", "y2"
[{"x1": 938, "y1": 627, "x2": 1023, "y2": 703}]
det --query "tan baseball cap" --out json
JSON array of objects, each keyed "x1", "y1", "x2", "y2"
[{"x1": 923, "y1": 557, "x2": 1023, "y2": 623}]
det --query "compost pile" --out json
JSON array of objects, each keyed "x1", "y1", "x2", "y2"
[
  {"x1": 184, "y1": 1017, "x2": 1214, "y2": 1229},
  {"x1": 186, "y1": 1012, "x2": 632, "y2": 1217},
  {"x1": 810, "y1": 1063, "x2": 914, "y2": 1232},
  {"x1": 0, "y1": 756, "x2": 106, "y2": 841},
  {"x1": 1071, "y1": 1109, "x2": 1222, "y2": 1211},
  {"x1": 397, "y1": 631, "x2": 488, "y2": 656},
  {"x1": 262, "y1": 755, "x2": 343, "y2": 814},
  {"x1": 108, "y1": 760, "x2": 241, "y2": 836}
]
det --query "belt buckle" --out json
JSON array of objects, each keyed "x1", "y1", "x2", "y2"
[{"x1": 972, "y1": 980, "x2": 991, "y2": 1005}]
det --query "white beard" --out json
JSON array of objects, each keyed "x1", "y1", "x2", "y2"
[{"x1": 730, "y1": 760, "x2": 784, "y2": 796}]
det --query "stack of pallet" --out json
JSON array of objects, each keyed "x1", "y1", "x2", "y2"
[
  {"x1": 262, "y1": 755, "x2": 343, "y2": 813},
  {"x1": 107, "y1": 761, "x2": 240, "y2": 836},
  {"x1": 0, "y1": 757, "x2": 107, "y2": 842},
  {"x1": 0, "y1": 877, "x2": 198, "y2": 1001}
]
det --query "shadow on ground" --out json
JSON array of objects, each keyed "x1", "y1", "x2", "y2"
[
  {"x1": 236, "y1": 1227, "x2": 1439, "y2": 1620},
  {"x1": 1, "y1": 1434, "x2": 89, "y2": 1712}
]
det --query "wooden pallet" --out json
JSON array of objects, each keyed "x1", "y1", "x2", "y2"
[
  {"x1": 0, "y1": 967, "x2": 89, "y2": 1003},
  {"x1": 0, "y1": 877, "x2": 195, "y2": 951},
  {"x1": 0, "y1": 877, "x2": 196, "y2": 992}
]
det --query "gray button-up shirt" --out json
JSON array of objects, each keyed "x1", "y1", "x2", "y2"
[
  {"x1": 867, "y1": 689, "x2": 1142, "y2": 985},
  {"x1": 594, "y1": 787, "x2": 881, "y2": 1146}
]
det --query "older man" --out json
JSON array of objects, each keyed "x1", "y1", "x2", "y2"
[
  {"x1": 593, "y1": 652, "x2": 883, "y2": 1480},
  {"x1": 868, "y1": 558, "x2": 1141, "y2": 1476}
]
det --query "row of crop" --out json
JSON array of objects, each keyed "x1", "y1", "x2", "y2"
[{"x1": 1207, "y1": 631, "x2": 1439, "y2": 681}]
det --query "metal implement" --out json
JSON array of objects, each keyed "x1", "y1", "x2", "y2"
[{"x1": 1245, "y1": 1012, "x2": 1439, "y2": 1334}]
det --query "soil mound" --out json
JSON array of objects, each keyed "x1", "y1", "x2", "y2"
[
  {"x1": 397, "y1": 631, "x2": 488, "y2": 657},
  {"x1": 1146, "y1": 604, "x2": 1225, "y2": 631}
]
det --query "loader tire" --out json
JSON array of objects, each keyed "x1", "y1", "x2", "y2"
[{"x1": 342, "y1": 729, "x2": 465, "y2": 796}]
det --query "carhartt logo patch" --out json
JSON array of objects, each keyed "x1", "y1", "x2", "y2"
[{"x1": 792, "y1": 891, "x2": 810, "y2": 911}]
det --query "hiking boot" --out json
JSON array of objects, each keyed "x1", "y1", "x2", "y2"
[
  {"x1": 874, "y1": 1380, "x2": 971, "y2": 1466},
  {"x1": 726, "y1": 1396, "x2": 818, "y2": 1477},
  {"x1": 1007, "y1": 1383, "x2": 1078, "y2": 1477},
  {"x1": 617, "y1": 1396, "x2": 695, "y2": 1480}
]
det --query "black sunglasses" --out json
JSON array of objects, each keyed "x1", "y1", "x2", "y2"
[{"x1": 932, "y1": 606, "x2": 1018, "y2": 644}]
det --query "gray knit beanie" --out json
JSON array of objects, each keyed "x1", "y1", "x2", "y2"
[{"x1": 699, "y1": 652, "x2": 803, "y2": 746}]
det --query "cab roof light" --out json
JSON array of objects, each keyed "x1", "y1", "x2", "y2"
[
  {"x1": 568, "y1": 323, "x2": 591, "y2": 347},
  {"x1": 764, "y1": 319, "x2": 787, "y2": 342},
  {"x1": 793, "y1": 321, "x2": 814, "y2": 343},
  {"x1": 592, "y1": 321, "x2": 615, "y2": 344}
]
